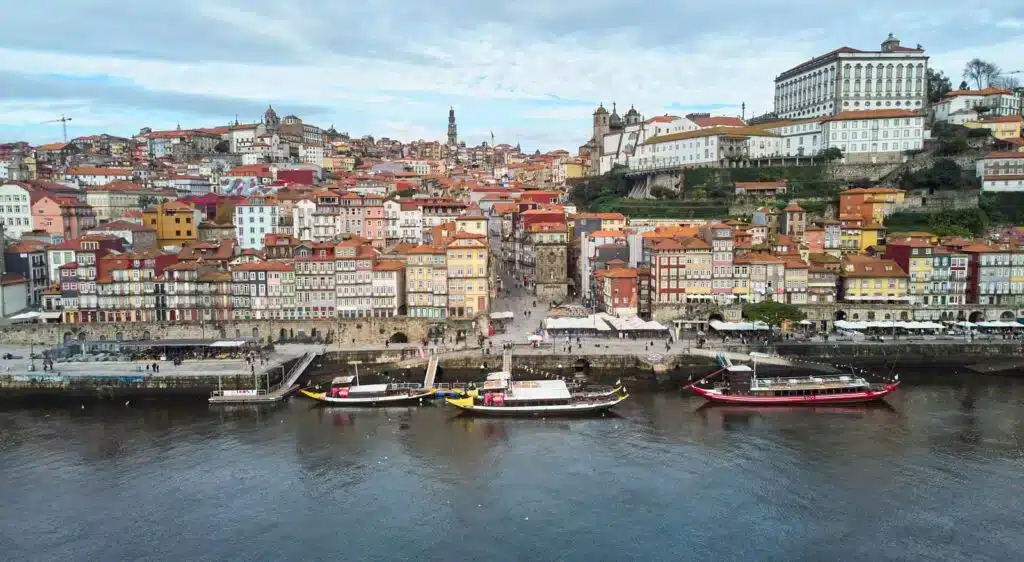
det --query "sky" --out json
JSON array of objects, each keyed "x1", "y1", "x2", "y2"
[{"x1": 1, "y1": 1, "x2": 1023, "y2": 152}]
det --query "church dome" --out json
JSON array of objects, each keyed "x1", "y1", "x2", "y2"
[{"x1": 593, "y1": 103, "x2": 609, "y2": 116}]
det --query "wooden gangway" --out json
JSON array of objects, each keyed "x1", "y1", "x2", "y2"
[
  {"x1": 423, "y1": 355, "x2": 440, "y2": 389},
  {"x1": 209, "y1": 351, "x2": 317, "y2": 404},
  {"x1": 502, "y1": 349, "x2": 513, "y2": 373}
]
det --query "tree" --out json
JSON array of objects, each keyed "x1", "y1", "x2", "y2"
[
  {"x1": 962, "y1": 58, "x2": 1001, "y2": 90},
  {"x1": 569, "y1": 165, "x2": 630, "y2": 211},
  {"x1": 214, "y1": 140, "x2": 230, "y2": 153},
  {"x1": 138, "y1": 194, "x2": 159, "y2": 209},
  {"x1": 820, "y1": 147, "x2": 843, "y2": 162},
  {"x1": 926, "y1": 68, "x2": 953, "y2": 103},
  {"x1": 743, "y1": 301, "x2": 806, "y2": 331},
  {"x1": 396, "y1": 188, "x2": 416, "y2": 198},
  {"x1": 997, "y1": 75, "x2": 1021, "y2": 90}
]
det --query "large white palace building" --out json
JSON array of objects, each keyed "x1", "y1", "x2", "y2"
[{"x1": 773, "y1": 34, "x2": 929, "y2": 120}]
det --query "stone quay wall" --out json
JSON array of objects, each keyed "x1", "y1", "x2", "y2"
[{"x1": 0, "y1": 318, "x2": 478, "y2": 347}]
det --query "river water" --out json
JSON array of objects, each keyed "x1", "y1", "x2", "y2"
[{"x1": 2, "y1": 373, "x2": 1023, "y2": 562}]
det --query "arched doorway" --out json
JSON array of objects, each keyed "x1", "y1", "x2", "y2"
[
  {"x1": 63, "y1": 332, "x2": 73, "y2": 345},
  {"x1": 389, "y1": 332, "x2": 409, "y2": 344},
  {"x1": 142, "y1": 331, "x2": 151, "y2": 341},
  {"x1": 834, "y1": 310, "x2": 847, "y2": 321},
  {"x1": 279, "y1": 328, "x2": 287, "y2": 342},
  {"x1": 957, "y1": 311, "x2": 966, "y2": 321},
  {"x1": 77, "y1": 331, "x2": 87, "y2": 342},
  {"x1": 968, "y1": 311, "x2": 984, "y2": 323},
  {"x1": 899, "y1": 311, "x2": 909, "y2": 321},
  {"x1": 708, "y1": 313, "x2": 725, "y2": 323},
  {"x1": 115, "y1": 332, "x2": 124, "y2": 342},
  {"x1": 1000, "y1": 310, "x2": 1015, "y2": 321},
  {"x1": 252, "y1": 327, "x2": 260, "y2": 340}
]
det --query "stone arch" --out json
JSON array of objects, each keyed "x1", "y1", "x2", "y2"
[
  {"x1": 851, "y1": 313, "x2": 860, "y2": 320},
  {"x1": 957, "y1": 311, "x2": 966, "y2": 321},
  {"x1": 899, "y1": 311, "x2": 909, "y2": 321},
  {"x1": 142, "y1": 330, "x2": 151, "y2": 341},
  {"x1": 1000, "y1": 310, "x2": 1015, "y2": 321},
  {"x1": 389, "y1": 332, "x2": 409, "y2": 344},
  {"x1": 63, "y1": 331, "x2": 73, "y2": 345},
  {"x1": 279, "y1": 328, "x2": 287, "y2": 342},
  {"x1": 252, "y1": 327, "x2": 259, "y2": 340},
  {"x1": 77, "y1": 331, "x2": 87, "y2": 342},
  {"x1": 115, "y1": 332, "x2": 124, "y2": 342},
  {"x1": 968, "y1": 311, "x2": 984, "y2": 323},
  {"x1": 883, "y1": 313, "x2": 891, "y2": 320},
  {"x1": 708, "y1": 313, "x2": 725, "y2": 322},
  {"x1": 99, "y1": 335, "x2": 107, "y2": 341},
  {"x1": 834, "y1": 310, "x2": 847, "y2": 321}
]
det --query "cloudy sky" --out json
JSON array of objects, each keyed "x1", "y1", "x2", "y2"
[{"x1": 1, "y1": 1, "x2": 1022, "y2": 151}]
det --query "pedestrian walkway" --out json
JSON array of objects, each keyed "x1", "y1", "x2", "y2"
[
  {"x1": 423, "y1": 355, "x2": 440, "y2": 389},
  {"x1": 502, "y1": 348, "x2": 513, "y2": 373}
]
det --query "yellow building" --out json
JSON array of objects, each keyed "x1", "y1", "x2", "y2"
[
  {"x1": 142, "y1": 201, "x2": 203, "y2": 248},
  {"x1": 564, "y1": 159, "x2": 585, "y2": 180},
  {"x1": 678, "y1": 237, "x2": 713, "y2": 299},
  {"x1": 839, "y1": 216, "x2": 884, "y2": 253},
  {"x1": 445, "y1": 232, "x2": 489, "y2": 318},
  {"x1": 964, "y1": 115, "x2": 1023, "y2": 140},
  {"x1": 838, "y1": 187, "x2": 906, "y2": 225},
  {"x1": 454, "y1": 215, "x2": 488, "y2": 236},
  {"x1": 839, "y1": 255, "x2": 908, "y2": 303}
]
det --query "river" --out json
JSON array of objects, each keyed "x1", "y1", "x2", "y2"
[{"x1": 2, "y1": 372, "x2": 1023, "y2": 561}]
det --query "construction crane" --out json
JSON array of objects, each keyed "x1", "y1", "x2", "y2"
[{"x1": 41, "y1": 115, "x2": 73, "y2": 143}]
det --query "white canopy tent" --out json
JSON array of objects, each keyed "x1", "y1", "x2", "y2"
[
  {"x1": 709, "y1": 320, "x2": 770, "y2": 331},
  {"x1": 834, "y1": 320, "x2": 944, "y2": 331}
]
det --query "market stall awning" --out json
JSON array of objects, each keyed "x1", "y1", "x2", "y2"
[{"x1": 709, "y1": 320, "x2": 769, "y2": 331}]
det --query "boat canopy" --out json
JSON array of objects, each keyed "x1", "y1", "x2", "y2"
[
  {"x1": 490, "y1": 311, "x2": 515, "y2": 320},
  {"x1": 726, "y1": 365, "x2": 754, "y2": 372},
  {"x1": 486, "y1": 372, "x2": 511, "y2": 380},
  {"x1": 332, "y1": 375, "x2": 356, "y2": 385},
  {"x1": 349, "y1": 384, "x2": 389, "y2": 394},
  {"x1": 508, "y1": 380, "x2": 571, "y2": 401}
]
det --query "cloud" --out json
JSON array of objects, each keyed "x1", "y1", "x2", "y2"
[{"x1": 1, "y1": 1, "x2": 1023, "y2": 150}]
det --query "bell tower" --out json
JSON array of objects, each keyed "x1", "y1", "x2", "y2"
[{"x1": 447, "y1": 107, "x2": 458, "y2": 147}]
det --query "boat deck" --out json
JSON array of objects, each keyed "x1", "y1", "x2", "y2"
[{"x1": 209, "y1": 352, "x2": 316, "y2": 404}]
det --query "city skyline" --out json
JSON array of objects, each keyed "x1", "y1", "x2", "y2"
[{"x1": 1, "y1": 1, "x2": 1022, "y2": 150}]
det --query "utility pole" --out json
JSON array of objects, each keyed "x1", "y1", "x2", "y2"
[{"x1": 41, "y1": 115, "x2": 73, "y2": 143}]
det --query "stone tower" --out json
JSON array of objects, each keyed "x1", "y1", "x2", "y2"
[
  {"x1": 592, "y1": 103, "x2": 610, "y2": 143},
  {"x1": 447, "y1": 107, "x2": 458, "y2": 147},
  {"x1": 264, "y1": 105, "x2": 280, "y2": 131}
]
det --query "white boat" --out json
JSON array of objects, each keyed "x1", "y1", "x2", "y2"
[{"x1": 445, "y1": 372, "x2": 627, "y2": 417}]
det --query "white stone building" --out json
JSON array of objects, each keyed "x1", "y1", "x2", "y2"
[
  {"x1": 976, "y1": 152, "x2": 1024, "y2": 178},
  {"x1": 234, "y1": 195, "x2": 280, "y2": 250},
  {"x1": 819, "y1": 109, "x2": 924, "y2": 163},
  {"x1": 933, "y1": 87, "x2": 1022, "y2": 123},
  {"x1": 773, "y1": 34, "x2": 928, "y2": 120},
  {"x1": 0, "y1": 183, "x2": 34, "y2": 238},
  {"x1": 981, "y1": 176, "x2": 1024, "y2": 192}
]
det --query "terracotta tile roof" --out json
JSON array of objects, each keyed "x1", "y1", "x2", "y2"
[
  {"x1": 589, "y1": 230, "x2": 626, "y2": 239},
  {"x1": 596, "y1": 267, "x2": 638, "y2": 279},
  {"x1": 372, "y1": 260, "x2": 405, "y2": 272},
  {"x1": 89, "y1": 220, "x2": 155, "y2": 233},
  {"x1": 68, "y1": 167, "x2": 133, "y2": 176},
  {"x1": 36, "y1": 142, "x2": 69, "y2": 151},
  {"x1": 679, "y1": 237, "x2": 711, "y2": 250},
  {"x1": 5, "y1": 240, "x2": 49, "y2": 253},
  {"x1": 841, "y1": 256, "x2": 907, "y2": 277},
  {"x1": 646, "y1": 115, "x2": 681, "y2": 124},
  {"x1": 784, "y1": 202, "x2": 805, "y2": 211},
  {"x1": 982, "y1": 151, "x2": 1024, "y2": 160},
  {"x1": 232, "y1": 261, "x2": 294, "y2": 272},
  {"x1": 982, "y1": 175, "x2": 1024, "y2": 181},
  {"x1": 821, "y1": 109, "x2": 921, "y2": 122},
  {"x1": 691, "y1": 116, "x2": 746, "y2": 128}
]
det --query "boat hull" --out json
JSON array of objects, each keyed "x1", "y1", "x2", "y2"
[
  {"x1": 299, "y1": 388, "x2": 434, "y2": 407},
  {"x1": 688, "y1": 383, "x2": 900, "y2": 406},
  {"x1": 444, "y1": 392, "x2": 628, "y2": 417}
]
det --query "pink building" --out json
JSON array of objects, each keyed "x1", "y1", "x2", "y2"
[
  {"x1": 32, "y1": 195, "x2": 97, "y2": 241},
  {"x1": 362, "y1": 195, "x2": 387, "y2": 247},
  {"x1": 804, "y1": 226, "x2": 825, "y2": 254}
]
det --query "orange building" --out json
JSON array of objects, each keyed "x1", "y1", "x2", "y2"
[
  {"x1": 142, "y1": 201, "x2": 204, "y2": 248},
  {"x1": 838, "y1": 187, "x2": 905, "y2": 224}
]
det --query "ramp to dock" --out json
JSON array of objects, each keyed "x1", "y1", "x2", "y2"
[
  {"x1": 209, "y1": 351, "x2": 318, "y2": 404},
  {"x1": 423, "y1": 355, "x2": 440, "y2": 389},
  {"x1": 502, "y1": 349, "x2": 513, "y2": 373}
]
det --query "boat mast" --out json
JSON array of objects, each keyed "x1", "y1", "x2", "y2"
[{"x1": 349, "y1": 360, "x2": 362, "y2": 386}]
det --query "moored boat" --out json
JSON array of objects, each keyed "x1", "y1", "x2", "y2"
[
  {"x1": 300, "y1": 374, "x2": 434, "y2": 406},
  {"x1": 688, "y1": 362, "x2": 899, "y2": 406},
  {"x1": 445, "y1": 372, "x2": 628, "y2": 417}
]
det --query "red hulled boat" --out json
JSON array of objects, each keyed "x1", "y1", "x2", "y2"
[{"x1": 688, "y1": 363, "x2": 900, "y2": 406}]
